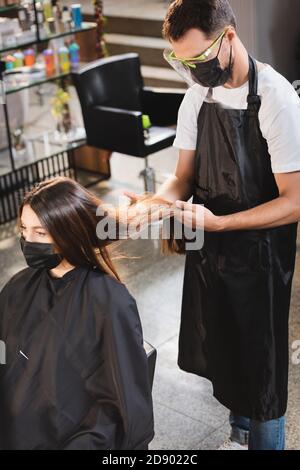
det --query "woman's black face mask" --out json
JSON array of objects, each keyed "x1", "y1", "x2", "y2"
[
  {"x1": 190, "y1": 37, "x2": 233, "y2": 88},
  {"x1": 20, "y1": 235, "x2": 62, "y2": 269}
]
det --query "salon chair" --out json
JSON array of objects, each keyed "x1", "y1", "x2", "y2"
[{"x1": 72, "y1": 53, "x2": 185, "y2": 191}]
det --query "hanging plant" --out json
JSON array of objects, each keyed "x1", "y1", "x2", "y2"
[{"x1": 50, "y1": 84, "x2": 72, "y2": 134}]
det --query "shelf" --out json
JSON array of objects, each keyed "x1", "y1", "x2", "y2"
[
  {"x1": 0, "y1": 127, "x2": 86, "y2": 176},
  {"x1": 0, "y1": 0, "x2": 98, "y2": 182},
  {"x1": 26, "y1": 127, "x2": 86, "y2": 152},
  {"x1": 5, "y1": 70, "x2": 70, "y2": 94},
  {"x1": 4, "y1": 64, "x2": 86, "y2": 94},
  {"x1": 0, "y1": 21, "x2": 97, "y2": 54}
]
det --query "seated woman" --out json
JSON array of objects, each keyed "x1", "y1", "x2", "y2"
[{"x1": 0, "y1": 176, "x2": 154, "y2": 450}]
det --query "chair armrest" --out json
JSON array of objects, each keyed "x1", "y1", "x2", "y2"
[
  {"x1": 141, "y1": 87, "x2": 186, "y2": 126},
  {"x1": 86, "y1": 105, "x2": 146, "y2": 157},
  {"x1": 143, "y1": 340, "x2": 157, "y2": 391}
]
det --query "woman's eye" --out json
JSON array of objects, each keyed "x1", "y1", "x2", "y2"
[{"x1": 37, "y1": 232, "x2": 46, "y2": 237}]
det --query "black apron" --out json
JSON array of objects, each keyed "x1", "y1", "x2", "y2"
[{"x1": 178, "y1": 56, "x2": 298, "y2": 421}]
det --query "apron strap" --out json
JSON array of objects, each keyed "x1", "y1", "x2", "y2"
[{"x1": 247, "y1": 55, "x2": 261, "y2": 112}]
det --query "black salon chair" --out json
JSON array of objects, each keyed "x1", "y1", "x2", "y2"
[{"x1": 72, "y1": 53, "x2": 185, "y2": 191}]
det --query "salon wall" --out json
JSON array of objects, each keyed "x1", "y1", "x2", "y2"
[
  {"x1": 230, "y1": 0, "x2": 257, "y2": 56},
  {"x1": 231, "y1": 0, "x2": 300, "y2": 82}
]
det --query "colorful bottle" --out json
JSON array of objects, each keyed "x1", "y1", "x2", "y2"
[
  {"x1": 71, "y1": 4, "x2": 82, "y2": 29},
  {"x1": 42, "y1": 0, "x2": 53, "y2": 20},
  {"x1": 68, "y1": 41, "x2": 80, "y2": 70},
  {"x1": 5, "y1": 55, "x2": 16, "y2": 70},
  {"x1": 13, "y1": 51, "x2": 24, "y2": 68},
  {"x1": 43, "y1": 48, "x2": 55, "y2": 76},
  {"x1": 58, "y1": 46, "x2": 70, "y2": 73},
  {"x1": 24, "y1": 48, "x2": 36, "y2": 66}
]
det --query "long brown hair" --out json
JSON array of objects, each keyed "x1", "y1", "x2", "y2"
[
  {"x1": 18, "y1": 177, "x2": 185, "y2": 283},
  {"x1": 18, "y1": 177, "x2": 122, "y2": 281},
  {"x1": 123, "y1": 193, "x2": 187, "y2": 255}
]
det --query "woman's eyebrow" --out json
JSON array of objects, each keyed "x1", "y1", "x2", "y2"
[{"x1": 20, "y1": 222, "x2": 45, "y2": 229}]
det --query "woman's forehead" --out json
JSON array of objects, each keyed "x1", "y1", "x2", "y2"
[{"x1": 21, "y1": 205, "x2": 43, "y2": 227}]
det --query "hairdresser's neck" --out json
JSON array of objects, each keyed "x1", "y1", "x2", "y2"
[{"x1": 223, "y1": 39, "x2": 253, "y2": 89}]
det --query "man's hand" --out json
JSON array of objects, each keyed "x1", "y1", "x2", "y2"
[
  {"x1": 121, "y1": 191, "x2": 174, "y2": 235},
  {"x1": 175, "y1": 201, "x2": 222, "y2": 232},
  {"x1": 123, "y1": 191, "x2": 140, "y2": 205}
]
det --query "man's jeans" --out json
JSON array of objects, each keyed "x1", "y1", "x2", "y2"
[{"x1": 230, "y1": 412, "x2": 286, "y2": 450}]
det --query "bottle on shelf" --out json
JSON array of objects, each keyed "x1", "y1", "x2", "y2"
[
  {"x1": 13, "y1": 50, "x2": 24, "y2": 67},
  {"x1": 46, "y1": 17, "x2": 56, "y2": 34},
  {"x1": 52, "y1": 0, "x2": 64, "y2": 33},
  {"x1": 62, "y1": 5, "x2": 72, "y2": 32},
  {"x1": 53, "y1": 0, "x2": 63, "y2": 19},
  {"x1": 43, "y1": 47, "x2": 55, "y2": 76},
  {"x1": 58, "y1": 45, "x2": 70, "y2": 73},
  {"x1": 35, "y1": 1, "x2": 47, "y2": 38},
  {"x1": 71, "y1": 3, "x2": 82, "y2": 29},
  {"x1": 23, "y1": 48, "x2": 36, "y2": 66},
  {"x1": 17, "y1": 1, "x2": 31, "y2": 31},
  {"x1": 4, "y1": 54, "x2": 16, "y2": 70},
  {"x1": 68, "y1": 41, "x2": 80, "y2": 71},
  {"x1": 42, "y1": 0, "x2": 53, "y2": 21}
]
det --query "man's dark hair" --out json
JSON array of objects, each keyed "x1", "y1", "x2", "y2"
[{"x1": 162, "y1": 0, "x2": 237, "y2": 41}]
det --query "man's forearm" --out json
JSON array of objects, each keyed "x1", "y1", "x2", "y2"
[
  {"x1": 218, "y1": 195, "x2": 300, "y2": 232},
  {"x1": 156, "y1": 175, "x2": 193, "y2": 203}
]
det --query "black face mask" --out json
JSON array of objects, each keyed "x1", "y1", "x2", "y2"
[
  {"x1": 20, "y1": 235, "x2": 62, "y2": 269},
  {"x1": 190, "y1": 39, "x2": 233, "y2": 88}
]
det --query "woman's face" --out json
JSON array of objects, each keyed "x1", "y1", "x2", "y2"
[{"x1": 20, "y1": 205, "x2": 53, "y2": 244}]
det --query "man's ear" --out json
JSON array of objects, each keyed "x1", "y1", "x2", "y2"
[{"x1": 226, "y1": 27, "x2": 236, "y2": 43}]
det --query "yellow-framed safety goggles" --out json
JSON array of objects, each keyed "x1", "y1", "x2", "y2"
[{"x1": 166, "y1": 28, "x2": 229, "y2": 69}]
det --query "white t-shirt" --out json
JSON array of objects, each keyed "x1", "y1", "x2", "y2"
[{"x1": 173, "y1": 64, "x2": 300, "y2": 174}]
